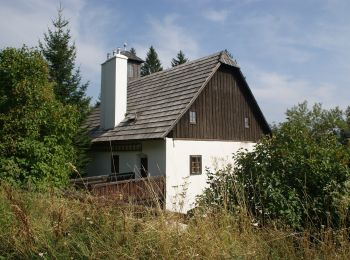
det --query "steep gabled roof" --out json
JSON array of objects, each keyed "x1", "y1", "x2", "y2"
[{"x1": 84, "y1": 51, "x2": 269, "y2": 142}]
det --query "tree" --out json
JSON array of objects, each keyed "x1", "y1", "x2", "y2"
[
  {"x1": 130, "y1": 47, "x2": 136, "y2": 55},
  {"x1": 141, "y1": 46, "x2": 163, "y2": 76},
  {"x1": 0, "y1": 47, "x2": 79, "y2": 188},
  {"x1": 39, "y1": 7, "x2": 90, "y2": 121},
  {"x1": 198, "y1": 102, "x2": 350, "y2": 230},
  {"x1": 171, "y1": 50, "x2": 188, "y2": 67}
]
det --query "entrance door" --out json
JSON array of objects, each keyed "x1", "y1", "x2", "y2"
[{"x1": 140, "y1": 157, "x2": 148, "y2": 178}]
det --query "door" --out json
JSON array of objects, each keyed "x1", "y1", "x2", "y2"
[{"x1": 140, "y1": 157, "x2": 148, "y2": 178}]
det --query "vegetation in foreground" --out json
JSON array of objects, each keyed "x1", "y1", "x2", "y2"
[
  {"x1": 199, "y1": 102, "x2": 350, "y2": 231},
  {"x1": 1, "y1": 184, "x2": 350, "y2": 259}
]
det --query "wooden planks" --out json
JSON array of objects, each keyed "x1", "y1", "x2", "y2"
[
  {"x1": 91, "y1": 176, "x2": 165, "y2": 207},
  {"x1": 172, "y1": 66, "x2": 268, "y2": 141}
]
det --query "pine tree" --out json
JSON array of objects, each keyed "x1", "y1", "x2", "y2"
[
  {"x1": 130, "y1": 47, "x2": 136, "y2": 55},
  {"x1": 39, "y1": 7, "x2": 90, "y2": 121},
  {"x1": 39, "y1": 8, "x2": 91, "y2": 177},
  {"x1": 141, "y1": 46, "x2": 163, "y2": 76},
  {"x1": 171, "y1": 50, "x2": 189, "y2": 67}
]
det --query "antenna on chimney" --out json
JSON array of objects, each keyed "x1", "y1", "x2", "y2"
[
  {"x1": 123, "y1": 42, "x2": 127, "y2": 51},
  {"x1": 107, "y1": 53, "x2": 111, "y2": 59}
]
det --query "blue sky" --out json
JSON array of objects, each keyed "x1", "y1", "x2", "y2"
[{"x1": 1, "y1": 0, "x2": 349, "y2": 123}]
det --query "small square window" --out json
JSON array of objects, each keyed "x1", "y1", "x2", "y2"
[
  {"x1": 244, "y1": 117, "x2": 249, "y2": 128},
  {"x1": 190, "y1": 155, "x2": 202, "y2": 175},
  {"x1": 189, "y1": 111, "x2": 196, "y2": 124}
]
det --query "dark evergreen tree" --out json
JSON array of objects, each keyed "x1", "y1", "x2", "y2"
[
  {"x1": 171, "y1": 50, "x2": 189, "y2": 67},
  {"x1": 141, "y1": 46, "x2": 163, "y2": 76},
  {"x1": 130, "y1": 47, "x2": 136, "y2": 55},
  {"x1": 39, "y1": 7, "x2": 90, "y2": 121},
  {"x1": 39, "y1": 8, "x2": 91, "y2": 176}
]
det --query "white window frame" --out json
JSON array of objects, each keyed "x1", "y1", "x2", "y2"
[
  {"x1": 189, "y1": 111, "x2": 196, "y2": 124},
  {"x1": 244, "y1": 117, "x2": 249, "y2": 128}
]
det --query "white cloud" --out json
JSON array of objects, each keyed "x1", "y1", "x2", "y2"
[
  {"x1": 134, "y1": 14, "x2": 199, "y2": 68},
  {"x1": 0, "y1": 0, "x2": 112, "y2": 101},
  {"x1": 202, "y1": 9, "x2": 229, "y2": 23},
  {"x1": 244, "y1": 64, "x2": 345, "y2": 122}
]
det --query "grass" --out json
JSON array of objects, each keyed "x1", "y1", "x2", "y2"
[{"x1": 1, "y1": 184, "x2": 350, "y2": 259}]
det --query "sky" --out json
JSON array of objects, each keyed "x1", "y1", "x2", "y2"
[{"x1": 0, "y1": 0, "x2": 349, "y2": 123}]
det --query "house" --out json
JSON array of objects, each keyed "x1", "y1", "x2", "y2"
[{"x1": 83, "y1": 49, "x2": 270, "y2": 213}]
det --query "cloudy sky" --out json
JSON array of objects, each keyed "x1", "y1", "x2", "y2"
[{"x1": 1, "y1": 0, "x2": 349, "y2": 123}]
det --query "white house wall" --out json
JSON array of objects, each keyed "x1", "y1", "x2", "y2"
[
  {"x1": 87, "y1": 140, "x2": 166, "y2": 178},
  {"x1": 165, "y1": 138, "x2": 256, "y2": 213}
]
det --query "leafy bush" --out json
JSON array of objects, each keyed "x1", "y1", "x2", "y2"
[
  {"x1": 0, "y1": 47, "x2": 79, "y2": 188},
  {"x1": 198, "y1": 103, "x2": 350, "y2": 230}
]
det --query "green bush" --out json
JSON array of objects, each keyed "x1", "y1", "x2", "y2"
[
  {"x1": 198, "y1": 103, "x2": 350, "y2": 230},
  {"x1": 0, "y1": 47, "x2": 79, "y2": 188}
]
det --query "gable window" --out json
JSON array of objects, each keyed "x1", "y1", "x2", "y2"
[
  {"x1": 190, "y1": 155, "x2": 202, "y2": 175},
  {"x1": 111, "y1": 155, "x2": 119, "y2": 173},
  {"x1": 189, "y1": 111, "x2": 196, "y2": 124},
  {"x1": 244, "y1": 117, "x2": 249, "y2": 128}
]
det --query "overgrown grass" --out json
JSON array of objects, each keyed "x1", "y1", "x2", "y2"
[{"x1": 1, "y1": 184, "x2": 349, "y2": 259}]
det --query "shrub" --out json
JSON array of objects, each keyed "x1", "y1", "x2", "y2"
[
  {"x1": 0, "y1": 47, "x2": 79, "y2": 188},
  {"x1": 198, "y1": 103, "x2": 350, "y2": 230}
]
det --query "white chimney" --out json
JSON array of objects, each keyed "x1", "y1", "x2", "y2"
[{"x1": 100, "y1": 50, "x2": 128, "y2": 130}]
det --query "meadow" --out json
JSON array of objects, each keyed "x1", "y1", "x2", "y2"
[{"x1": 1, "y1": 183, "x2": 349, "y2": 259}]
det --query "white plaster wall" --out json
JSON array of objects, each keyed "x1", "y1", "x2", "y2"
[
  {"x1": 165, "y1": 138, "x2": 256, "y2": 213},
  {"x1": 100, "y1": 53, "x2": 128, "y2": 130},
  {"x1": 86, "y1": 140, "x2": 166, "y2": 177}
]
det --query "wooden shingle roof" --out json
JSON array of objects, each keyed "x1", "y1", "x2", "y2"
[
  {"x1": 121, "y1": 50, "x2": 144, "y2": 63},
  {"x1": 84, "y1": 51, "x2": 241, "y2": 142}
]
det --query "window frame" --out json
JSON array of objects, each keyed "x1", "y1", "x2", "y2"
[
  {"x1": 244, "y1": 117, "x2": 250, "y2": 128},
  {"x1": 189, "y1": 111, "x2": 197, "y2": 124},
  {"x1": 127, "y1": 63, "x2": 134, "y2": 77},
  {"x1": 190, "y1": 155, "x2": 202, "y2": 175}
]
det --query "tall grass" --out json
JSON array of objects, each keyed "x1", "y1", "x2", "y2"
[{"x1": 0, "y1": 183, "x2": 349, "y2": 259}]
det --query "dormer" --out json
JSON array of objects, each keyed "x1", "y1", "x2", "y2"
[{"x1": 121, "y1": 51, "x2": 144, "y2": 82}]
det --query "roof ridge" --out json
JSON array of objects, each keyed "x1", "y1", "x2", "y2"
[{"x1": 133, "y1": 51, "x2": 223, "y2": 82}]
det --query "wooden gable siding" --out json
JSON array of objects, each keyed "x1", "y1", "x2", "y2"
[{"x1": 171, "y1": 66, "x2": 267, "y2": 141}]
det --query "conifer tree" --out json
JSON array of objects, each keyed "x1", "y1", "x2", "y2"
[
  {"x1": 40, "y1": 8, "x2": 91, "y2": 176},
  {"x1": 171, "y1": 50, "x2": 189, "y2": 67},
  {"x1": 141, "y1": 46, "x2": 163, "y2": 76},
  {"x1": 39, "y1": 7, "x2": 90, "y2": 121},
  {"x1": 130, "y1": 47, "x2": 136, "y2": 55}
]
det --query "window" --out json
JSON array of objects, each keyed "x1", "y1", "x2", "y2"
[
  {"x1": 128, "y1": 63, "x2": 134, "y2": 77},
  {"x1": 190, "y1": 155, "x2": 202, "y2": 175},
  {"x1": 244, "y1": 117, "x2": 249, "y2": 128},
  {"x1": 189, "y1": 111, "x2": 196, "y2": 124},
  {"x1": 111, "y1": 155, "x2": 119, "y2": 173}
]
